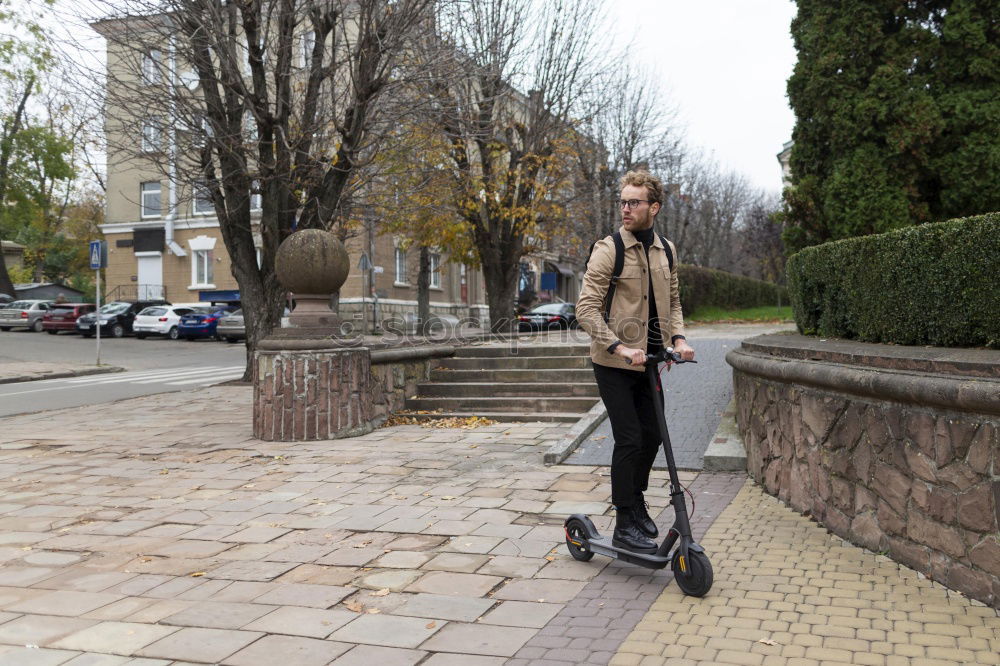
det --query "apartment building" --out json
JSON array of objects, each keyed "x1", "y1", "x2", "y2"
[{"x1": 91, "y1": 12, "x2": 583, "y2": 329}]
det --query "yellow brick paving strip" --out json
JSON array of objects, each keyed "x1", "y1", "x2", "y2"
[{"x1": 612, "y1": 480, "x2": 1000, "y2": 666}]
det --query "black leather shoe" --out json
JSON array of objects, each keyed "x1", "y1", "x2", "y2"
[
  {"x1": 634, "y1": 493, "x2": 658, "y2": 539},
  {"x1": 612, "y1": 505, "x2": 658, "y2": 553}
]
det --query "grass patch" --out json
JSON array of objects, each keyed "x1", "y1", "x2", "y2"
[{"x1": 686, "y1": 305, "x2": 794, "y2": 323}]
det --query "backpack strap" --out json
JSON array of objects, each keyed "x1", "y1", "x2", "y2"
[
  {"x1": 602, "y1": 232, "x2": 625, "y2": 323},
  {"x1": 659, "y1": 234, "x2": 675, "y2": 271}
]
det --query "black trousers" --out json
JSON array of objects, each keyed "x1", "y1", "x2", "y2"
[{"x1": 593, "y1": 362, "x2": 663, "y2": 508}]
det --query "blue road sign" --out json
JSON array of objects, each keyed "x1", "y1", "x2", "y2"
[{"x1": 89, "y1": 241, "x2": 107, "y2": 270}]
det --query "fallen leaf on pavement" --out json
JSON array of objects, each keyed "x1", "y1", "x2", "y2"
[
  {"x1": 426, "y1": 621, "x2": 436, "y2": 629},
  {"x1": 190, "y1": 572, "x2": 206, "y2": 577},
  {"x1": 366, "y1": 608, "x2": 381, "y2": 614},
  {"x1": 758, "y1": 638, "x2": 777, "y2": 646},
  {"x1": 344, "y1": 600, "x2": 364, "y2": 613},
  {"x1": 371, "y1": 588, "x2": 390, "y2": 597}
]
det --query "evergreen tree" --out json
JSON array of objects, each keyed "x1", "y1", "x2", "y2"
[
  {"x1": 925, "y1": 0, "x2": 1000, "y2": 218},
  {"x1": 783, "y1": 0, "x2": 999, "y2": 252}
]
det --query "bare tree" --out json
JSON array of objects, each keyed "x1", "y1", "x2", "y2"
[
  {"x1": 84, "y1": 0, "x2": 435, "y2": 378},
  {"x1": 426, "y1": 0, "x2": 606, "y2": 332}
]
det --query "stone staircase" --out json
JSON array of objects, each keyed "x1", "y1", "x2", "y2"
[{"x1": 403, "y1": 343, "x2": 599, "y2": 422}]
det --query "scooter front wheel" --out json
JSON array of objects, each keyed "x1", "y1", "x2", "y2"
[
  {"x1": 672, "y1": 550, "x2": 713, "y2": 597},
  {"x1": 564, "y1": 519, "x2": 594, "y2": 562}
]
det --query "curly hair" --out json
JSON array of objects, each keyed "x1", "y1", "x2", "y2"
[{"x1": 619, "y1": 170, "x2": 664, "y2": 205}]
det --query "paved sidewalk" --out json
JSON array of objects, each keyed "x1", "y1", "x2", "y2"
[
  {"x1": 1, "y1": 383, "x2": 998, "y2": 665},
  {"x1": 0, "y1": 385, "x2": 668, "y2": 665},
  {"x1": 613, "y1": 481, "x2": 1000, "y2": 666},
  {"x1": 0, "y1": 361, "x2": 123, "y2": 384}
]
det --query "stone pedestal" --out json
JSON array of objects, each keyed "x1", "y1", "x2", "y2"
[{"x1": 254, "y1": 345, "x2": 372, "y2": 441}]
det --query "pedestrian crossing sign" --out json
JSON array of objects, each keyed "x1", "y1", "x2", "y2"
[{"x1": 89, "y1": 240, "x2": 107, "y2": 270}]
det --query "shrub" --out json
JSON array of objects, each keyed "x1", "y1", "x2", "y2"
[
  {"x1": 677, "y1": 265, "x2": 788, "y2": 317},
  {"x1": 786, "y1": 213, "x2": 1000, "y2": 347}
]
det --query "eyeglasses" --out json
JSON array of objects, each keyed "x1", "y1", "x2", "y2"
[{"x1": 619, "y1": 199, "x2": 651, "y2": 210}]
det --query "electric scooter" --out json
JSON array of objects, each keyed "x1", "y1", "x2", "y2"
[{"x1": 563, "y1": 347, "x2": 714, "y2": 597}]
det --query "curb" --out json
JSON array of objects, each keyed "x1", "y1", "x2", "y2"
[
  {"x1": 543, "y1": 400, "x2": 607, "y2": 465},
  {"x1": 701, "y1": 398, "x2": 746, "y2": 471},
  {"x1": 0, "y1": 365, "x2": 125, "y2": 385}
]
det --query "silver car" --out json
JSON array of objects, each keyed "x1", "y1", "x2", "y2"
[
  {"x1": 0, "y1": 300, "x2": 53, "y2": 332},
  {"x1": 216, "y1": 308, "x2": 290, "y2": 342}
]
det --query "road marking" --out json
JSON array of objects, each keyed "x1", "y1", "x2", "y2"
[
  {"x1": 96, "y1": 367, "x2": 237, "y2": 385},
  {"x1": 0, "y1": 366, "x2": 246, "y2": 396}
]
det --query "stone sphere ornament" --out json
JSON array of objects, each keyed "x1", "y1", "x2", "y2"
[{"x1": 274, "y1": 229, "x2": 350, "y2": 328}]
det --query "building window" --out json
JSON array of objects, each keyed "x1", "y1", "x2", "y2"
[
  {"x1": 141, "y1": 181, "x2": 161, "y2": 219},
  {"x1": 141, "y1": 118, "x2": 161, "y2": 152},
  {"x1": 193, "y1": 181, "x2": 214, "y2": 215},
  {"x1": 250, "y1": 180, "x2": 262, "y2": 211},
  {"x1": 430, "y1": 252, "x2": 441, "y2": 288},
  {"x1": 300, "y1": 30, "x2": 315, "y2": 67},
  {"x1": 188, "y1": 235, "x2": 217, "y2": 288},
  {"x1": 244, "y1": 110, "x2": 258, "y2": 143},
  {"x1": 193, "y1": 249, "x2": 214, "y2": 285},
  {"x1": 395, "y1": 247, "x2": 407, "y2": 284},
  {"x1": 142, "y1": 49, "x2": 162, "y2": 84}
]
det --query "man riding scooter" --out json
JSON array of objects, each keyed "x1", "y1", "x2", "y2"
[{"x1": 576, "y1": 170, "x2": 695, "y2": 553}]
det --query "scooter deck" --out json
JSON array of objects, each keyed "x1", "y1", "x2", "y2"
[{"x1": 583, "y1": 534, "x2": 672, "y2": 569}]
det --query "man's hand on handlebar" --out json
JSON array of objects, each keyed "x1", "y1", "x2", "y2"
[
  {"x1": 615, "y1": 345, "x2": 648, "y2": 366},
  {"x1": 674, "y1": 338, "x2": 695, "y2": 362}
]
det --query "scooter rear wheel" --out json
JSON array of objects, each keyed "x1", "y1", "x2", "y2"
[
  {"x1": 565, "y1": 519, "x2": 594, "y2": 562},
  {"x1": 672, "y1": 550, "x2": 713, "y2": 597}
]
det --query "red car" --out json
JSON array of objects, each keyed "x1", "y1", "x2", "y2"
[{"x1": 42, "y1": 303, "x2": 97, "y2": 334}]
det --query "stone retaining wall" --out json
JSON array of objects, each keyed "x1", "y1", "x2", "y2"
[
  {"x1": 253, "y1": 338, "x2": 454, "y2": 441},
  {"x1": 727, "y1": 334, "x2": 1000, "y2": 608}
]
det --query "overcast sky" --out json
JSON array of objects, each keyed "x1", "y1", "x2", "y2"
[
  {"x1": 611, "y1": 0, "x2": 798, "y2": 193},
  {"x1": 39, "y1": 0, "x2": 800, "y2": 194}
]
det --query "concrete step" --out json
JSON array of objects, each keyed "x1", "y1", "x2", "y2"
[
  {"x1": 453, "y1": 345, "x2": 590, "y2": 358},
  {"x1": 395, "y1": 410, "x2": 583, "y2": 423},
  {"x1": 429, "y1": 368, "x2": 595, "y2": 383},
  {"x1": 404, "y1": 396, "x2": 600, "y2": 413},
  {"x1": 415, "y1": 381, "x2": 600, "y2": 398},
  {"x1": 435, "y1": 355, "x2": 592, "y2": 370}
]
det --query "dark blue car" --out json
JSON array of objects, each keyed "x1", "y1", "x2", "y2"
[{"x1": 177, "y1": 306, "x2": 234, "y2": 341}]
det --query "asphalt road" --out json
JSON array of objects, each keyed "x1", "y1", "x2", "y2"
[
  {"x1": 565, "y1": 322, "x2": 796, "y2": 471},
  {"x1": 0, "y1": 329, "x2": 248, "y2": 417}
]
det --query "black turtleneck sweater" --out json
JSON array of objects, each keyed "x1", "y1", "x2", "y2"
[{"x1": 632, "y1": 227, "x2": 663, "y2": 354}]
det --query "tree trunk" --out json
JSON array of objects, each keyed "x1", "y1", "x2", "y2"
[
  {"x1": 0, "y1": 77, "x2": 34, "y2": 299},
  {"x1": 0, "y1": 251, "x2": 14, "y2": 299},
  {"x1": 239, "y1": 270, "x2": 286, "y2": 382},
  {"x1": 416, "y1": 245, "x2": 431, "y2": 335},
  {"x1": 481, "y1": 256, "x2": 517, "y2": 334}
]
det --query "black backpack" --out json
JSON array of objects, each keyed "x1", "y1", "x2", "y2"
[{"x1": 587, "y1": 231, "x2": 675, "y2": 323}]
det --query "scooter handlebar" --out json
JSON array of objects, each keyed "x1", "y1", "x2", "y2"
[{"x1": 624, "y1": 347, "x2": 697, "y2": 365}]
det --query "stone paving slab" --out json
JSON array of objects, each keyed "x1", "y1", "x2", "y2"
[
  {"x1": 612, "y1": 480, "x2": 1000, "y2": 665},
  {"x1": 0, "y1": 386, "x2": 637, "y2": 664}
]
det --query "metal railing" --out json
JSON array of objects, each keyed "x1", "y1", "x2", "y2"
[{"x1": 105, "y1": 284, "x2": 167, "y2": 302}]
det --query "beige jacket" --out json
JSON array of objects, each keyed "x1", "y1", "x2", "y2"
[{"x1": 576, "y1": 226, "x2": 685, "y2": 371}]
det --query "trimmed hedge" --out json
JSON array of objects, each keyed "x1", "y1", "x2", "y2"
[
  {"x1": 786, "y1": 213, "x2": 1000, "y2": 347},
  {"x1": 677, "y1": 265, "x2": 788, "y2": 317}
]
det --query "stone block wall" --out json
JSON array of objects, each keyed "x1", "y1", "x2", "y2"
[
  {"x1": 253, "y1": 341, "x2": 453, "y2": 442},
  {"x1": 728, "y1": 335, "x2": 1000, "y2": 608},
  {"x1": 254, "y1": 348, "x2": 373, "y2": 441}
]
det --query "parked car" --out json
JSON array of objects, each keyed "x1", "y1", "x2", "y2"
[
  {"x1": 0, "y1": 300, "x2": 53, "y2": 332},
  {"x1": 216, "y1": 308, "x2": 291, "y2": 343},
  {"x1": 517, "y1": 303, "x2": 578, "y2": 331},
  {"x1": 177, "y1": 305, "x2": 236, "y2": 340},
  {"x1": 42, "y1": 303, "x2": 96, "y2": 334},
  {"x1": 76, "y1": 300, "x2": 170, "y2": 338},
  {"x1": 133, "y1": 304, "x2": 211, "y2": 340}
]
